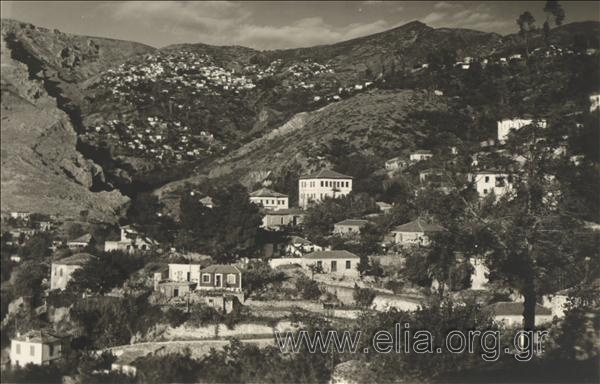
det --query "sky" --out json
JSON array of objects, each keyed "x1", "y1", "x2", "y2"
[{"x1": 1, "y1": 1, "x2": 598, "y2": 50}]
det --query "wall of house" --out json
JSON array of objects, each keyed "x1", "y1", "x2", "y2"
[
  {"x1": 371, "y1": 295, "x2": 421, "y2": 312},
  {"x1": 494, "y1": 314, "x2": 554, "y2": 327},
  {"x1": 497, "y1": 119, "x2": 547, "y2": 142},
  {"x1": 299, "y1": 178, "x2": 352, "y2": 209},
  {"x1": 169, "y1": 264, "x2": 202, "y2": 283},
  {"x1": 333, "y1": 225, "x2": 362, "y2": 234},
  {"x1": 10, "y1": 340, "x2": 61, "y2": 366},
  {"x1": 393, "y1": 231, "x2": 428, "y2": 246},
  {"x1": 470, "y1": 257, "x2": 489, "y2": 290},
  {"x1": 302, "y1": 258, "x2": 359, "y2": 278},
  {"x1": 50, "y1": 264, "x2": 82, "y2": 290},
  {"x1": 250, "y1": 196, "x2": 289, "y2": 210},
  {"x1": 197, "y1": 272, "x2": 242, "y2": 292}
]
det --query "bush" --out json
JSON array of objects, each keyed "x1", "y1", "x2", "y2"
[
  {"x1": 295, "y1": 276, "x2": 321, "y2": 300},
  {"x1": 353, "y1": 285, "x2": 376, "y2": 307}
]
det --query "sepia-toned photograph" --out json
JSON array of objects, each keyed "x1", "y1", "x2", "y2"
[{"x1": 0, "y1": 1, "x2": 599, "y2": 383}]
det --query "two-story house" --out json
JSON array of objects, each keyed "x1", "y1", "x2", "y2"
[
  {"x1": 50, "y1": 253, "x2": 95, "y2": 290},
  {"x1": 299, "y1": 170, "x2": 353, "y2": 209},
  {"x1": 10, "y1": 330, "x2": 62, "y2": 367},
  {"x1": 249, "y1": 188, "x2": 289, "y2": 210},
  {"x1": 469, "y1": 170, "x2": 514, "y2": 199}
]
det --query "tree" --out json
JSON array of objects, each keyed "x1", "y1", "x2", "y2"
[
  {"x1": 67, "y1": 251, "x2": 143, "y2": 294},
  {"x1": 471, "y1": 121, "x2": 593, "y2": 332},
  {"x1": 135, "y1": 350, "x2": 200, "y2": 383},
  {"x1": 10, "y1": 261, "x2": 48, "y2": 303},
  {"x1": 543, "y1": 1, "x2": 565, "y2": 45},
  {"x1": 517, "y1": 11, "x2": 536, "y2": 57},
  {"x1": 178, "y1": 184, "x2": 263, "y2": 262},
  {"x1": 353, "y1": 285, "x2": 376, "y2": 308},
  {"x1": 126, "y1": 192, "x2": 175, "y2": 244},
  {"x1": 295, "y1": 276, "x2": 321, "y2": 300},
  {"x1": 242, "y1": 260, "x2": 286, "y2": 298}
]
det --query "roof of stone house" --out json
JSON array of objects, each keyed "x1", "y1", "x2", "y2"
[
  {"x1": 53, "y1": 253, "x2": 95, "y2": 266},
  {"x1": 303, "y1": 250, "x2": 360, "y2": 260},
  {"x1": 67, "y1": 233, "x2": 92, "y2": 244},
  {"x1": 487, "y1": 301, "x2": 552, "y2": 316},
  {"x1": 201, "y1": 264, "x2": 241, "y2": 275},
  {"x1": 376, "y1": 202, "x2": 393, "y2": 208},
  {"x1": 299, "y1": 169, "x2": 353, "y2": 180},
  {"x1": 334, "y1": 219, "x2": 369, "y2": 227},
  {"x1": 13, "y1": 330, "x2": 61, "y2": 344},
  {"x1": 411, "y1": 149, "x2": 433, "y2": 155},
  {"x1": 249, "y1": 188, "x2": 288, "y2": 198},
  {"x1": 392, "y1": 218, "x2": 444, "y2": 233}
]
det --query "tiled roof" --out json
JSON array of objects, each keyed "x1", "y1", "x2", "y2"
[
  {"x1": 335, "y1": 219, "x2": 369, "y2": 226},
  {"x1": 201, "y1": 264, "x2": 241, "y2": 274},
  {"x1": 303, "y1": 250, "x2": 360, "y2": 259},
  {"x1": 13, "y1": 330, "x2": 61, "y2": 344},
  {"x1": 487, "y1": 301, "x2": 552, "y2": 316},
  {"x1": 392, "y1": 218, "x2": 444, "y2": 233},
  {"x1": 300, "y1": 169, "x2": 353, "y2": 180},
  {"x1": 250, "y1": 188, "x2": 288, "y2": 198},
  {"x1": 411, "y1": 150, "x2": 432, "y2": 155},
  {"x1": 54, "y1": 253, "x2": 95, "y2": 266}
]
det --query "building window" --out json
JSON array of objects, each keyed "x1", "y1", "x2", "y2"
[
  {"x1": 49, "y1": 345, "x2": 54, "y2": 356},
  {"x1": 30, "y1": 345, "x2": 35, "y2": 356},
  {"x1": 484, "y1": 176, "x2": 490, "y2": 183},
  {"x1": 202, "y1": 274, "x2": 211, "y2": 283},
  {"x1": 227, "y1": 274, "x2": 236, "y2": 284},
  {"x1": 483, "y1": 189, "x2": 488, "y2": 194},
  {"x1": 317, "y1": 261, "x2": 322, "y2": 269},
  {"x1": 59, "y1": 269, "x2": 63, "y2": 277},
  {"x1": 15, "y1": 343, "x2": 20, "y2": 354},
  {"x1": 331, "y1": 260, "x2": 337, "y2": 272},
  {"x1": 321, "y1": 181, "x2": 324, "y2": 187},
  {"x1": 346, "y1": 260, "x2": 351, "y2": 269}
]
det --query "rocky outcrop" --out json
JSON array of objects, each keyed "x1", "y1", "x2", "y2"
[{"x1": 0, "y1": 21, "x2": 141, "y2": 222}]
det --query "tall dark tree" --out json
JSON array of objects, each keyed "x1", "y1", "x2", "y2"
[{"x1": 517, "y1": 11, "x2": 537, "y2": 57}]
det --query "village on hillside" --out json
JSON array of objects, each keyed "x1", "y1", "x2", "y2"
[{"x1": 1, "y1": 1, "x2": 600, "y2": 383}]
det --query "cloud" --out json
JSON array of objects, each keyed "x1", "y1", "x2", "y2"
[
  {"x1": 421, "y1": 3, "x2": 512, "y2": 32},
  {"x1": 105, "y1": 1, "x2": 396, "y2": 49}
]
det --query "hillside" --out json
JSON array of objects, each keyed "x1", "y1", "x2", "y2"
[
  {"x1": 0, "y1": 19, "x2": 153, "y2": 221},
  {"x1": 1, "y1": 17, "x2": 599, "y2": 222}
]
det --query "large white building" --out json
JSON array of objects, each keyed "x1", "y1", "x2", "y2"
[
  {"x1": 590, "y1": 94, "x2": 600, "y2": 112},
  {"x1": 497, "y1": 118, "x2": 547, "y2": 143},
  {"x1": 10, "y1": 330, "x2": 62, "y2": 367},
  {"x1": 469, "y1": 170, "x2": 514, "y2": 199},
  {"x1": 50, "y1": 253, "x2": 95, "y2": 290},
  {"x1": 249, "y1": 188, "x2": 289, "y2": 210},
  {"x1": 298, "y1": 170, "x2": 353, "y2": 209}
]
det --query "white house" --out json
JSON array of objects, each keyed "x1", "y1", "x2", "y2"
[
  {"x1": 333, "y1": 219, "x2": 369, "y2": 236},
  {"x1": 50, "y1": 253, "x2": 95, "y2": 290},
  {"x1": 261, "y1": 208, "x2": 304, "y2": 230},
  {"x1": 590, "y1": 94, "x2": 600, "y2": 112},
  {"x1": 469, "y1": 171, "x2": 514, "y2": 199},
  {"x1": 299, "y1": 170, "x2": 353, "y2": 209},
  {"x1": 376, "y1": 202, "x2": 393, "y2": 213},
  {"x1": 168, "y1": 263, "x2": 202, "y2": 284},
  {"x1": 487, "y1": 302, "x2": 553, "y2": 327},
  {"x1": 390, "y1": 218, "x2": 444, "y2": 246},
  {"x1": 249, "y1": 188, "x2": 289, "y2": 210},
  {"x1": 497, "y1": 118, "x2": 547, "y2": 143},
  {"x1": 302, "y1": 250, "x2": 360, "y2": 278},
  {"x1": 104, "y1": 226, "x2": 157, "y2": 253},
  {"x1": 10, "y1": 330, "x2": 62, "y2": 367},
  {"x1": 409, "y1": 150, "x2": 433, "y2": 162},
  {"x1": 385, "y1": 156, "x2": 407, "y2": 172}
]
